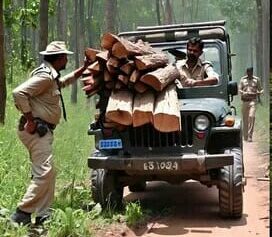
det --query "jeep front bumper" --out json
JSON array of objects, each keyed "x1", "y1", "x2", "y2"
[{"x1": 88, "y1": 153, "x2": 233, "y2": 174}]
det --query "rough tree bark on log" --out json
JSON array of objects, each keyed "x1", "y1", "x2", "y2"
[
  {"x1": 134, "y1": 81, "x2": 149, "y2": 93},
  {"x1": 135, "y1": 53, "x2": 168, "y2": 71},
  {"x1": 85, "y1": 48, "x2": 102, "y2": 62},
  {"x1": 101, "y1": 32, "x2": 120, "y2": 50},
  {"x1": 133, "y1": 91, "x2": 155, "y2": 127},
  {"x1": 105, "y1": 90, "x2": 133, "y2": 125},
  {"x1": 120, "y1": 60, "x2": 135, "y2": 75},
  {"x1": 140, "y1": 64, "x2": 179, "y2": 91},
  {"x1": 111, "y1": 37, "x2": 155, "y2": 59},
  {"x1": 153, "y1": 84, "x2": 181, "y2": 132}
]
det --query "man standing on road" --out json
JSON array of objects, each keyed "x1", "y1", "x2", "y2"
[
  {"x1": 239, "y1": 67, "x2": 263, "y2": 142},
  {"x1": 176, "y1": 37, "x2": 219, "y2": 87},
  {"x1": 11, "y1": 41, "x2": 90, "y2": 225}
]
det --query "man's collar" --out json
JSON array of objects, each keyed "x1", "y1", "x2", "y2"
[
  {"x1": 184, "y1": 58, "x2": 202, "y2": 68},
  {"x1": 43, "y1": 61, "x2": 60, "y2": 79}
]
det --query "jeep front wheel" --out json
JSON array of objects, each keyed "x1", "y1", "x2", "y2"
[
  {"x1": 219, "y1": 147, "x2": 243, "y2": 218},
  {"x1": 90, "y1": 169, "x2": 123, "y2": 209}
]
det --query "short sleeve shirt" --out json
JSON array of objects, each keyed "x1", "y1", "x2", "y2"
[
  {"x1": 12, "y1": 62, "x2": 76, "y2": 125},
  {"x1": 176, "y1": 58, "x2": 219, "y2": 84}
]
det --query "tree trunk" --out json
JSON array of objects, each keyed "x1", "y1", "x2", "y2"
[
  {"x1": 104, "y1": 0, "x2": 117, "y2": 33},
  {"x1": 57, "y1": 0, "x2": 67, "y2": 42},
  {"x1": 71, "y1": 0, "x2": 79, "y2": 103},
  {"x1": 140, "y1": 64, "x2": 179, "y2": 91},
  {"x1": 133, "y1": 91, "x2": 155, "y2": 127},
  {"x1": 256, "y1": 0, "x2": 262, "y2": 79},
  {"x1": 39, "y1": 0, "x2": 48, "y2": 63},
  {"x1": 135, "y1": 53, "x2": 168, "y2": 71},
  {"x1": 87, "y1": 0, "x2": 94, "y2": 46},
  {"x1": 21, "y1": 0, "x2": 28, "y2": 66},
  {"x1": 106, "y1": 90, "x2": 133, "y2": 126},
  {"x1": 153, "y1": 84, "x2": 181, "y2": 132},
  {"x1": 155, "y1": 0, "x2": 161, "y2": 25},
  {"x1": 261, "y1": 0, "x2": 269, "y2": 97},
  {"x1": 85, "y1": 48, "x2": 102, "y2": 62},
  {"x1": 164, "y1": 0, "x2": 173, "y2": 24},
  {"x1": 0, "y1": 0, "x2": 6, "y2": 124}
]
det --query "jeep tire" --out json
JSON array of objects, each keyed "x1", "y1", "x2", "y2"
[
  {"x1": 90, "y1": 169, "x2": 123, "y2": 209},
  {"x1": 219, "y1": 147, "x2": 243, "y2": 218}
]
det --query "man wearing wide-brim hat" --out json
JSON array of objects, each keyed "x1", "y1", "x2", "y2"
[{"x1": 11, "y1": 41, "x2": 91, "y2": 225}]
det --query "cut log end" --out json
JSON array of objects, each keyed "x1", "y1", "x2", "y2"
[
  {"x1": 106, "y1": 111, "x2": 132, "y2": 126},
  {"x1": 153, "y1": 114, "x2": 181, "y2": 132}
]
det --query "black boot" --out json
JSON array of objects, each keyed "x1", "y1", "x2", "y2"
[
  {"x1": 10, "y1": 208, "x2": 31, "y2": 225},
  {"x1": 35, "y1": 213, "x2": 50, "y2": 225}
]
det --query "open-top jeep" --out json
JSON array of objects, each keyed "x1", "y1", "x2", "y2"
[{"x1": 88, "y1": 20, "x2": 245, "y2": 218}]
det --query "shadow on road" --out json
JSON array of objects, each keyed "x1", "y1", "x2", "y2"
[{"x1": 124, "y1": 181, "x2": 247, "y2": 236}]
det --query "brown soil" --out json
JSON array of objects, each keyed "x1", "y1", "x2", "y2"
[{"x1": 120, "y1": 140, "x2": 270, "y2": 237}]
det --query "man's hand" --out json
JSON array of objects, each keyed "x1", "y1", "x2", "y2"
[
  {"x1": 81, "y1": 75, "x2": 96, "y2": 93},
  {"x1": 24, "y1": 119, "x2": 36, "y2": 134},
  {"x1": 184, "y1": 78, "x2": 196, "y2": 87}
]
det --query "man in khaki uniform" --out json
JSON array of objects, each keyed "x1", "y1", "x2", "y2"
[
  {"x1": 176, "y1": 37, "x2": 219, "y2": 87},
  {"x1": 11, "y1": 41, "x2": 90, "y2": 225},
  {"x1": 239, "y1": 67, "x2": 263, "y2": 142}
]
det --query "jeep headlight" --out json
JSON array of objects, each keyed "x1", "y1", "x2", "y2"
[{"x1": 195, "y1": 115, "x2": 210, "y2": 131}]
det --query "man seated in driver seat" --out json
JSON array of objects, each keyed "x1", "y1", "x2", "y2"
[{"x1": 176, "y1": 37, "x2": 219, "y2": 87}]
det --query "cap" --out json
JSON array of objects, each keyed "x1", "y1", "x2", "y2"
[{"x1": 39, "y1": 41, "x2": 74, "y2": 55}]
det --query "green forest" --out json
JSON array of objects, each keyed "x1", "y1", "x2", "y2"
[{"x1": 0, "y1": 0, "x2": 270, "y2": 236}]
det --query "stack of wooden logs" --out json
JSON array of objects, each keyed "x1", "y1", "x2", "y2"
[{"x1": 82, "y1": 33, "x2": 181, "y2": 132}]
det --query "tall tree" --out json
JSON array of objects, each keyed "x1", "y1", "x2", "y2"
[
  {"x1": 87, "y1": 0, "x2": 94, "y2": 46},
  {"x1": 164, "y1": 0, "x2": 173, "y2": 24},
  {"x1": 104, "y1": 0, "x2": 117, "y2": 32},
  {"x1": 39, "y1": 0, "x2": 48, "y2": 62},
  {"x1": 0, "y1": 0, "x2": 6, "y2": 124},
  {"x1": 71, "y1": 0, "x2": 79, "y2": 103},
  {"x1": 155, "y1": 0, "x2": 162, "y2": 25},
  {"x1": 57, "y1": 0, "x2": 67, "y2": 41},
  {"x1": 21, "y1": 0, "x2": 28, "y2": 66},
  {"x1": 256, "y1": 0, "x2": 269, "y2": 96},
  {"x1": 4, "y1": 0, "x2": 14, "y2": 83}
]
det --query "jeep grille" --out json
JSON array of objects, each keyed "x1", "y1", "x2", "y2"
[{"x1": 128, "y1": 114, "x2": 194, "y2": 147}]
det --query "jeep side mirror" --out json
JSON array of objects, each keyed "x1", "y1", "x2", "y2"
[{"x1": 228, "y1": 81, "x2": 238, "y2": 96}]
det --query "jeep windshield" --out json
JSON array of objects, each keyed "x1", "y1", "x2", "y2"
[{"x1": 150, "y1": 40, "x2": 228, "y2": 100}]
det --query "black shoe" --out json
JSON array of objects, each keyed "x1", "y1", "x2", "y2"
[
  {"x1": 10, "y1": 208, "x2": 31, "y2": 226},
  {"x1": 35, "y1": 213, "x2": 50, "y2": 225}
]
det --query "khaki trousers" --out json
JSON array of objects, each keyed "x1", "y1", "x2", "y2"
[
  {"x1": 17, "y1": 130, "x2": 56, "y2": 217},
  {"x1": 242, "y1": 101, "x2": 256, "y2": 140}
]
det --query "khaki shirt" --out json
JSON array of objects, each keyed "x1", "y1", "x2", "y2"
[
  {"x1": 13, "y1": 62, "x2": 76, "y2": 125},
  {"x1": 239, "y1": 75, "x2": 263, "y2": 102},
  {"x1": 176, "y1": 58, "x2": 219, "y2": 84}
]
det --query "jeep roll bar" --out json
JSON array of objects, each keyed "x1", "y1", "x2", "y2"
[
  {"x1": 118, "y1": 20, "x2": 227, "y2": 43},
  {"x1": 136, "y1": 20, "x2": 226, "y2": 31}
]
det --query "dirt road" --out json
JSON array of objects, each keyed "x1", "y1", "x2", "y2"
[{"x1": 124, "y1": 141, "x2": 269, "y2": 237}]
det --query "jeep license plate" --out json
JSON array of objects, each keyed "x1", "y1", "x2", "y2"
[
  {"x1": 99, "y1": 139, "x2": 122, "y2": 149},
  {"x1": 143, "y1": 161, "x2": 178, "y2": 171}
]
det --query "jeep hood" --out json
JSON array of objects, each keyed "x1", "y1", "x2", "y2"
[{"x1": 180, "y1": 98, "x2": 230, "y2": 120}]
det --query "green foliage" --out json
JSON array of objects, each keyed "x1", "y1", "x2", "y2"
[
  {"x1": 0, "y1": 208, "x2": 28, "y2": 237},
  {"x1": 210, "y1": 0, "x2": 256, "y2": 32},
  {"x1": 45, "y1": 207, "x2": 92, "y2": 237},
  {"x1": 125, "y1": 201, "x2": 146, "y2": 227}
]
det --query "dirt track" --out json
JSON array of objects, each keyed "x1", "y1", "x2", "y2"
[{"x1": 123, "y1": 141, "x2": 270, "y2": 237}]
